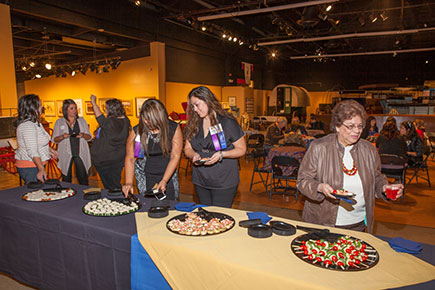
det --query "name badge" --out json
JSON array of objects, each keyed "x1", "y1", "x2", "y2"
[
  {"x1": 134, "y1": 134, "x2": 145, "y2": 158},
  {"x1": 209, "y1": 123, "x2": 227, "y2": 151}
]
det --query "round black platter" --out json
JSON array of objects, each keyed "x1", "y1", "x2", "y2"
[
  {"x1": 82, "y1": 198, "x2": 142, "y2": 217},
  {"x1": 22, "y1": 188, "x2": 77, "y2": 202},
  {"x1": 291, "y1": 233, "x2": 380, "y2": 271},
  {"x1": 166, "y1": 211, "x2": 235, "y2": 236}
]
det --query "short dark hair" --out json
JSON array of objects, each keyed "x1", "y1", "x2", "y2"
[
  {"x1": 17, "y1": 94, "x2": 41, "y2": 125},
  {"x1": 105, "y1": 98, "x2": 126, "y2": 118},
  {"x1": 62, "y1": 99, "x2": 78, "y2": 120},
  {"x1": 330, "y1": 100, "x2": 367, "y2": 132}
]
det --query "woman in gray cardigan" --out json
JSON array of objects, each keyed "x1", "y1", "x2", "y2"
[{"x1": 52, "y1": 99, "x2": 92, "y2": 185}]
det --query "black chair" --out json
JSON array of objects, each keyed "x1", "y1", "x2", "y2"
[
  {"x1": 178, "y1": 152, "x2": 192, "y2": 176},
  {"x1": 269, "y1": 155, "x2": 299, "y2": 201},
  {"x1": 426, "y1": 134, "x2": 435, "y2": 161},
  {"x1": 246, "y1": 133, "x2": 265, "y2": 159},
  {"x1": 379, "y1": 154, "x2": 407, "y2": 187},
  {"x1": 249, "y1": 148, "x2": 270, "y2": 192},
  {"x1": 406, "y1": 150, "x2": 431, "y2": 188}
]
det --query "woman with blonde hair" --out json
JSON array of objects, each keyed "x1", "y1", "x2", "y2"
[
  {"x1": 184, "y1": 86, "x2": 246, "y2": 207},
  {"x1": 122, "y1": 99, "x2": 182, "y2": 200}
]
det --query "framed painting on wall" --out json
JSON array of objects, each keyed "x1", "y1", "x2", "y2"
[
  {"x1": 135, "y1": 97, "x2": 154, "y2": 117},
  {"x1": 98, "y1": 98, "x2": 110, "y2": 114},
  {"x1": 122, "y1": 100, "x2": 133, "y2": 116},
  {"x1": 57, "y1": 100, "x2": 64, "y2": 116},
  {"x1": 228, "y1": 96, "x2": 236, "y2": 107},
  {"x1": 43, "y1": 100, "x2": 56, "y2": 117},
  {"x1": 73, "y1": 99, "x2": 83, "y2": 117},
  {"x1": 85, "y1": 101, "x2": 94, "y2": 115}
]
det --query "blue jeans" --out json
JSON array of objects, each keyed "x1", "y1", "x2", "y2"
[{"x1": 17, "y1": 167, "x2": 39, "y2": 184}]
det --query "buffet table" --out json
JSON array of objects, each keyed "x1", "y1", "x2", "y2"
[
  {"x1": 0, "y1": 183, "x2": 172, "y2": 290},
  {"x1": 1, "y1": 184, "x2": 434, "y2": 290}
]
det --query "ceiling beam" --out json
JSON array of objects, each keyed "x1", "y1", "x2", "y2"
[
  {"x1": 197, "y1": 0, "x2": 339, "y2": 21},
  {"x1": 289, "y1": 47, "x2": 435, "y2": 59},
  {"x1": 258, "y1": 27, "x2": 435, "y2": 46}
]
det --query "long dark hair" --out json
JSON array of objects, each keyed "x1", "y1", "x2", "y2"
[
  {"x1": 380, "y1": 121, "x2": 400, "y2": 140},
  {"x1": 401, "y1": 121, "x2": 419, "y2": 141},
  {"x1": 138, "y1": 99, "x2": 171, "y2": 157},
  {"x1": 62, "y1": 99, "x2": 78, "y2": 120},
  {"x1": 17, "y1": 94, "x2": 41, "y2": 125},
  {"x1": 105, "y1": 98, "x2": 126, "y2": 118},
  {"x1": 184, "y1": 86, "x2": 233, "y2": 140}
]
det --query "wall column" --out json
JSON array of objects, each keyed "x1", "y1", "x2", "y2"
[
  {"x1": 0, "y1": 4, "x2": 18, "y2": 115},
  {"x1": 150, "y1": 42, "x2": 166, "y2": 104}
]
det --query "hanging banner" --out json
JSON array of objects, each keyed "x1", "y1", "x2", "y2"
[{"x1": 241, "y1": 62, "x2": 253, "y2": 85}]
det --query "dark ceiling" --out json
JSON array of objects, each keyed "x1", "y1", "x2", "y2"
[{"x1": 4, "y1": 0, "x2": 435, "y2": 86}]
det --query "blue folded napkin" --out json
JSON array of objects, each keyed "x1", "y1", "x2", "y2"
[
  {"x1": 174, "y1": 202, "x2": 208, "y2": 212},
  {"x1": 388, "y1": 237, "x2": 422, "y2": 254},
  {"x1": 247, "y1": 212, "x2": 272, "y2": 224}
]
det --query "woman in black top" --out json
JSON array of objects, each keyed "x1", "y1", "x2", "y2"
[
  {"x1": 122, "y1": 99, "x2": 183, "y2": 200},
  {"x1": 90, "y1": 95, "x2": 131, "y2": 190},
  {"x1": 184, "y1": 86, "x2": 246, "y2": 208},
  {"x1": 376, "y1": 121, "x2": 407, "y2": 158},
  {"x1": 361, "y1": 116, "x2": 378, "y2": 139},
  {"x1": 400, "y1": 121, "x2": 424, "y2": 166}
]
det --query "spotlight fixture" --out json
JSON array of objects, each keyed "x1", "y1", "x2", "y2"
[
  {"x1": 228, "y1": 36, "x2": 232, "y2": 41},
  {"x1": 21, "y1": 65, "x2": 28, "y2": 71},
  {"x1": 335, "y1": 19, "x2": 340, "y2": 25},
  {"x1": 45, "y1": 62, "x2": 52, "y2": 70},
  {"x1": 239, "y1": 40, "x2": 243, "y2": 45},
  {"x1": 271, "y1": 52, "x2": 277, "y2": 58},
  {"x1": 111, "y1": 59, "x2": 121, "y2": 70},
  {"x1": 233, "y1": 37, "x2": 237, "y2": 42},
  {"x1": 380, "y1": 11, "x2": 388, "y2": 21},
  {"x1": 369, "y1": 13, "x2": 378, "y2": 23},
  {"x1": 71, "y1": 71, "x2": 76, "y2": 77},
  {"x1": 425, "y1": 60, "x2": 429, "y2": 64},
  {"x1": 35, "y1": 74, "x2": 42, "y2": 79},
  {"x1": 103, "y1": 64, "x2": 110, "y2": 73},
  {"x1": 326, "y1": 5, "x2": 332, "y2": 12},
  {"x1": 201, "y1": 25, "x2": 207, "y2": 31},
  {"x1": 29, "y1": 61, "x2": 35, "y2": 67},
  {"x1": 222, "y1": 33, "x2": 227, "y2": 39},
  {"x1": 79, "y1": 65, "x2": 88, "y2": 75},
  {"x1": 358, "y1": 16, "x2": 366, "y2": 26},
  {"x1": 134, "y1": 0, "x2": 141, "y2": 7}
]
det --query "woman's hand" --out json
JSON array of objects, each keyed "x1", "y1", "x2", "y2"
[
  {"x1": 122, "y1": 184, "x2": 134, "y2": 198},
  {"x1": 76, "y1": 133, "x2": 83, "y2": 138},
  {"x1": 192, "y1": 153, "x2": 201, "y2": 164},
  {"x1": 204, "y1": 151, "x2": 221, "y2": 165},
  {"x1": 36, "y1": 168, "x2": 47, "y2": 183},
  {"x1": 382, "y1": 184, "x2": 404, "y2": 200},
  {"x1": 157, "y1": 180, "x2": 168, "y2": 193},
  {"x1": 317, "y1": 183, "x2": 336, "y2": 199},
  {"x1": 49, "y1": 147, "x2": 58, "y2": 160}
]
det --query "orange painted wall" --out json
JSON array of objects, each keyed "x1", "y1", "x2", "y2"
[
  {"x1": 165, "y1": 82, "x2": 222, "y2": 114},
  {"x1": 306, "y1": 91, "x2": 338, "y2": 116},
  {"x1": 24, "y1": 54, "x2": 158, "y2": 133}
]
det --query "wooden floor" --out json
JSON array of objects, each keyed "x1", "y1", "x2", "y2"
[{"x1": 1, "y1": 155, "x2": 434, "y2": 245}]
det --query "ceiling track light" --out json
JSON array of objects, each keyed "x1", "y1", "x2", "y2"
[
  {"x1": 369, "y1": 13, "x2": 378, "y2": 23},
  {"x1": 45, "y1": 62, "x2": 52, "y2": 70},
  {"x1": 134, "y1": 0, "x2": 142, "y2": 7},
  {"x1": 326, "y1": 5, "x2": 332, "y2": 12},
  {"x1": 380, "y1": 11, "x2": 388, "y2": 21}
]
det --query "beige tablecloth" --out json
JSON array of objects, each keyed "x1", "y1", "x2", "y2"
[{"x1": 136, "y1": 207, "x2": 435, "y2": 290}]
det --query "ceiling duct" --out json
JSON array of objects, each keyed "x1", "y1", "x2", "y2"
[{"x1": 297, "y1": 6, "x2": 320, "y2": 28}]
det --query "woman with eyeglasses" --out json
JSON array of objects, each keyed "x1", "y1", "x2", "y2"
[
  {"x1": 122, "y1": 99, "x2": 183, "y2": 200},
  {"x1": 297, "y1": 100, "x2": 403, "y2": 233},
  {"x1": 400, "y1": 121, "x2": 424, "y2": 166}
]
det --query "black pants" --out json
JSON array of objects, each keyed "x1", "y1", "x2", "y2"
[
  {"x1": 95, "y1": 162, "x2": 124, "y2": 190},
  {"x1": 62, "y1": 156, "x2": 88, "y2": 185},
  {"x1": 194, "y1": 185, "x2": 238, "y2": 208}
]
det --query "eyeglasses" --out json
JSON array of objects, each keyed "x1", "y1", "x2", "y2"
[{"x1": 342, "y1": 123, "x2": 364, "y2": 131}]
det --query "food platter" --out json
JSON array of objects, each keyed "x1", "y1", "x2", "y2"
[
  {"x1": 331, "y1": 189, "x2": 355, "y2": 198},
  {"x1": 166, "y1": 210, "x2": 235, "y2": 236},
  {"x1": 291, "y1": 233, "x2": 379, "y2": 271},
  {"x1": 22, "y1": 188, "x2": 76, "y2": 202},
  {"x1": 82, "y1": 198, "x2": 141, "y2": 217}
]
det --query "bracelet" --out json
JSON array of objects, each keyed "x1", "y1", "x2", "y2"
[{"x1": 219, "y1": 151, "x2": 223, "y2": 162}]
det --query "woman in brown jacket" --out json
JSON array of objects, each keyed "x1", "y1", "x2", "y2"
[{"x1": 296, "y1": 100, "x2": 404, "y2": 233}]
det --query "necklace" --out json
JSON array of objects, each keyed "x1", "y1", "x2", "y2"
[
  {"x1": 342, "y1": 161, "x2": 357, "y2": 176},
  {"x1": 147, "y1": 131, "x2": 160, "y2": 144}
]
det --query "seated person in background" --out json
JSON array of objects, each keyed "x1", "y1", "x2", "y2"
[
  {"x1": 376, "y1": 121, "x2": 407, "y2": 159},
  {"x1": 414, "y1": 119, "x2": 425, "y2": 140},
  {"x1": 361, "y1": 116, "x2": 378, "y2": 139},
  {"x1": 306, "y1": 114, "x2": 324, "y2": 131},
  {"x1": 265, "y1": 117, "x2": 287, "y2": 145},
  {"x1": 400, "y1": 121, "x2": 424, "y2": 166},
  {"x1": 281, "y1": 131, "x2": 306, "y2": 148},
  {"x1": 288, "y1": 116, "x2": 308, "y2": 135}
]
